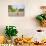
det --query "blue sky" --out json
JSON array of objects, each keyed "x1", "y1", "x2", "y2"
[{"x1": 11, "y1": 3, "x2": 24, "y2": 9}]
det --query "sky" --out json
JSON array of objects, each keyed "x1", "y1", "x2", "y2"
[{"x1": 11, "y1": 3, "x2": 25, "y2": 9}]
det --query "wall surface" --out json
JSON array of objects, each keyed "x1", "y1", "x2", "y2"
[{"x1": 0, "y1": 0, "x2": 46, "y2": 41}]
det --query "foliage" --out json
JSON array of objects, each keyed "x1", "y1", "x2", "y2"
[
  {"x1": 5, "y1": 26, "x2": 18, "y2": 39},
  {"x1": 36, "y1": 14, "x2": 46, "y2": 21},
  {"x1": 18, "y1": 9, "x2": 24, "y2": 11},
  {"x1": 8, "y1": 5, "x2": 17, "y2": 12}
]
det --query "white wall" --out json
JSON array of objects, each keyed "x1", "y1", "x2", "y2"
[{"x1": 0, "y1": 0, "x2": 46, "y2": 40}]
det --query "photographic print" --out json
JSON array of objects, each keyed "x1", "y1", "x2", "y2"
[{"x1": 8, "y1": 3, "x2": 24, "y2": 17}]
